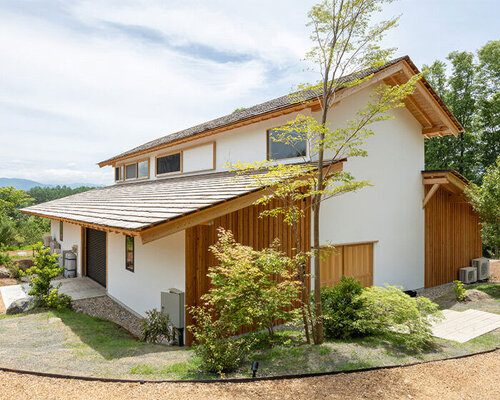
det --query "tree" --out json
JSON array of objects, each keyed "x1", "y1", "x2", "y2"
[
  {"x1": 232, "y1": 0, "x2": 419, "y2": 344},
  {"x1": 0, "y1": 186, "x2": 33, "y2": 219},
  {"x1": 466, "y1": 156, "x2": 500, "y2": 258}
]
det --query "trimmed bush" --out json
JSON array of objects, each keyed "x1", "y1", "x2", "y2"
[
  {"x1": 140, "y1": 308, "x2": 175, "y2": 344},
  {"x1": 321, "y1": 276, "x2": 365, "y2": 339}
]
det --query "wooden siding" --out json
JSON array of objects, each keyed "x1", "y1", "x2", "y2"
[
  {"x1": 320, "y1": 242, "x2": 375, "y2": 288},
  {"x1": 185, "y1": 198, "x2": 311, "y2": 346},
  {"x1": 424, "y1": 186, "x2": 482, "y2": 288}
]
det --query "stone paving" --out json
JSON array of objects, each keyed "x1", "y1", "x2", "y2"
[
  {"x1": 431, "y1": 309, "x2": 500, "y2": 343},
  {"x1": 0, "y1": 277, "x2": 105, "y2": 310}
]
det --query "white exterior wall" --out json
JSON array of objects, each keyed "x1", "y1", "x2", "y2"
[
  {"x1": 107, "y1": 230, "x2": 185, "y2": 316},
  {"x1": 50, "y1": 220, "x2": 83, "y2": 276},
  {"x1": 319, "y1": 86, "x2": 425, "y2": 290}
]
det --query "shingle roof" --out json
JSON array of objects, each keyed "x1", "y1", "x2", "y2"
[
  {"x1": 99, "y1": 56, "x2": 411, "y2": 166},
  {"x1": 20, "y1": 170, "x2": 278, "y2": 232}
]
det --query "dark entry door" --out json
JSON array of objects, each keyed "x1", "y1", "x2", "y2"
[{"x1": 86, "y1": 228, "x2": 107, "y2": 287}]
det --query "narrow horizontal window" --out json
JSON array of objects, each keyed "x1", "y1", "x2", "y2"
[
  {"x1": 137, "y1": 160, "x2": 149, "y2": 178},
  {"x1": 125, "y1": 235, "x2": 134, "y2": 272},
  {"x1": 156, "y1": 153, "x2": 181, "y2": 175},
  {"x1": 268, "y1": 128, "x2": 307, "y2": 160},
  {"x1": 125, "y1": 163, "x2": 137, "y2": 180}
]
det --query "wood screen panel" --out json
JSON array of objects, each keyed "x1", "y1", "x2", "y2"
[
  {"x1": 185, "y1": 198, "x2": 311, "y2": 345},
  {"x1": 320, "y1": 242, "x2": 374, "y2": 288},
  {"x1": 424, "y1": 186, "x2": 482, "y2": 288}
]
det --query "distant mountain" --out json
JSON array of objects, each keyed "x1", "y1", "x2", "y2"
[{"x1": 0, "y1": 178, "x2": 103, "y2": 190}]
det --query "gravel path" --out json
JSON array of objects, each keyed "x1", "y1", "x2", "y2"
[
  {"x1": 0, "y1": 350, "x2": 497, "y2": 400},
  {"x1": 73, "y1": 296, "x2": 142, "y2": 338}
]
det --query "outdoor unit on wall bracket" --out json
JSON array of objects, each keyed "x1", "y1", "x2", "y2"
[
  {"x1": 472, "y1": 258, "x2": 490, "y2": 281},
  {"x1": 459, "y1": 267, "x2": 477, "y2": 284}
]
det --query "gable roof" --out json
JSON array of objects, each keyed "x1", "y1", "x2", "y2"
[{"x1": 99, "y1": 56, "x2": 464, "y2": 167}]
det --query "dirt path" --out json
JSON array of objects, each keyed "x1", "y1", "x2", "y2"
[{"x1": 0, "y1": 350, "x2": 498, "y2": 400}]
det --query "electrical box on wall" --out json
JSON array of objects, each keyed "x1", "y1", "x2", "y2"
[{"x1": 161, "y1": 288, "x2": 185, "y2": 329}]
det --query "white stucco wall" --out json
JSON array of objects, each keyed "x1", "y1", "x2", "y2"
[
  {"x1": 107, "y1": 230, "x2": 185, "y2": 316},
  {"x1": 318, "y1": 86, "x2": 425, "y2": 290},
  {"x1": 50, "y1": 220, "x2": 83, "y2": 275}
]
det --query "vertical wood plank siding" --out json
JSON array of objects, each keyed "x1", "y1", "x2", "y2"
[
  {"x1": 185, "y1": 198, "x2": 311, "y2": 345},
  {"x1": 424, "y1": 186, "x2": 482, "y2": 287},
  {"x1": 320, "y1": 243, "x2": 374, "y2": 288}
]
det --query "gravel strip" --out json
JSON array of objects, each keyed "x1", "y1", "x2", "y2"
[
  {"x1": 0, "y1": 350, "x2": 498, "y2": 400},
  {"x1": 417, "y1": 282, "x2": 454, "y2": 300},
  {"x1": 73, "y1": 296, "x2": 142, "y2": 338}
]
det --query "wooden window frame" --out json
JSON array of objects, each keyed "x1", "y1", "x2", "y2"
[
  {"x1": 114, "y1": 165, "x2": 124, "y2": 182},
  {"x1": 123, "y1": 158, "x2": 150, "y2": 182},
  {"x1": 266, "y1": 126, "x2": 308, "y2": 161},
  {"x1": 59, "y1": 221, "x2": 63, "y2": 242},
  {"x1": 155, "y1": 150, "x2": 183, "y2": 177},
  {"x1": 125, "y1": 235, "x2": 134, "y2": 272}
]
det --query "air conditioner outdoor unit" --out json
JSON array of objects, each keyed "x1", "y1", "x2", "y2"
[
  {"x1": 472, "y1": 258, "x2": 490, "y2": 281},
  {"x1": 459, "y1": 267, "x2": 477, "y2": 284}
]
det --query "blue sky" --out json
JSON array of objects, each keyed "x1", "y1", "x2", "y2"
[{"x1": 0, "y1": 0, "x2": 498, "y2": 185}]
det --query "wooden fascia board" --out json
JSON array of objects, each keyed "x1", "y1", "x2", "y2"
[
  {"x1": 20, "y1": 210, "x2": 140, "y2": 236},
  {"x1": 401, "y1": 61, "x2": 461, "y2": 137}
]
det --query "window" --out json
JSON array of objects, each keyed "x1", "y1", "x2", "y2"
[
  {"x1": 137, "y1": 160, "x2": 149, "y2": 178},
  {"x1": 59, "y1": 221, "x2": 63, "y2": 241},
  {"x1": 267, "y1": 127, "x2": 307, "y2": 160},
  {"x1": 156, "y1": 152, "x2": 181, "y2": 175},
  {"x1": 125, "y1": 235, "x2": 134, "y2": 272},
  {"x1": 115, "y1": 166, "x2": 123, "y2": 182},
  {"x1": 125, "y1": 164, "x2": 137, "y2": 180}
]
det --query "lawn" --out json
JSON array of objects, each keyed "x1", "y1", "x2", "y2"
[{"x1": 0, "y1": 284, "x2": 498, "y2": 381}]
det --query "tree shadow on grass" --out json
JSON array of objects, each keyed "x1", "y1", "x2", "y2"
[{"x1": 53, "y1": 309, "x2": 187, "y2": 360}]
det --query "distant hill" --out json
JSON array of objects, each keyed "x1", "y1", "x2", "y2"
[{"x1": 0, "y1": 177, "x2": 103, "y2": 190}]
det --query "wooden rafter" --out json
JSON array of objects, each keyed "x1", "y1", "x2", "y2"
[{"x1": 422, "y1": 183, "x2": 440, "y2": 208}]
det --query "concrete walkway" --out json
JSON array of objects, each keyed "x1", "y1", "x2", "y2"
[
  {"x1": 0, "y1": 277, "x2": 105, "y2": 311},
  {"x1": 431, "y1": 309, "x2": 500, "y2": 343}
]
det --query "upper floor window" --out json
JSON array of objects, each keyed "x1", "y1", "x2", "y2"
[
  {"x1": 119, "y1": 159, "x2": 150, "y2": 182},
  {"x1": 267, "y1": 127, "x2": 307, "y2": 160},
  {"x1": 156, "y1": 152, "x2": 181, "y2": 176}
]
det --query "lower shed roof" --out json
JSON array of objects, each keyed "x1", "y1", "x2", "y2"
[{"x1": 21, "y1": 170, "x2": 275, "y2": 234}]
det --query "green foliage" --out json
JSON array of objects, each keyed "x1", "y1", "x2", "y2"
[
  {"x1": 16, "y1": 216, "x2": 50, "y2": 246},
  {"x1": 453, "y1": 280, "x2": 467, "y2": 302},
  {"x1": 27, "y1": 185, "x2": 96, "y2": 205},
  {"x1": 321, "y1": 276, "x2": 365, "y2": 339},
  {"x1": 0, "y1": 186, "x2": 33, "y2": 219},
  {"x1": 21, "y1": 243, "x2": 71, "y2": 309},
  {"x1": 355, "y1": 286, "x2": 442, "y2": 351},
  {"x1": 203, "y1": 228, "x2": 302, "y2": 337},
  {"x1": 424, "y1": 40, "x2": 500, "y2": 183},
  {"x1": 0, "y1": 215, "x2": 16, "y2": 246},
  {"x1": 189, "y1": 305, "x2": 251, "y2": 374},
  {"x1": 466, "y1": 156, "x2": 500, "y2": 258},
  {"x1": 0, "y1": 244, "x2": 13, "y2": 267},
  {"x1": 44, "y1": 288, "x2": 72, "y2": 310},
  {"x1": 140, "y1": 308, "x2": 175, "y2": 344}
]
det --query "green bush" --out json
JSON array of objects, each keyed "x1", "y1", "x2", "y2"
[
  {"x1": 0, "y1": 244, "x2": 13, "y2": 267},
  {"x1": 321, "y1": 276, "x2": 365, "y2": 339},
  {"x1": 140, "y1": 308, "x2": 175, "y2": 344},
  {"x1": 21, "y1": 243, "x2": 71, "y2": 309},
  {"x1": 44, "y1": 288, "x2": 72, "y2": 310},
  {"x1": 453, "y1": 280, "x2": 467, "y2": 302},
  {"x1": 355, "y1": 286, "x2": 442, "y2": 351},
  {"x1": 189, "y1": 306, "x2": 251, "y2": 374},
  {"x1": 0, "y1": 215, "x2": 16, "y2": 247}
]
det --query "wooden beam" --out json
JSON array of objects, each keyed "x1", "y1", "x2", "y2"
[
  {"x1": 423, "y1": 183, "x2": 440, "y2": 208},
  {"x1": 422, "y1": 177, "x2": 448, "y2": 185},
  {"x1": 140, "y1": 188, "x2": 272, "y2": 244},
  {"x1": 422, "y1": 125, "x2": 449, "y2": 136}
]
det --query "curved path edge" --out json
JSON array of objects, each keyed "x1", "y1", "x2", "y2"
[{"x1": 0, "y1": 347, "x2": 498, "y2": 384}]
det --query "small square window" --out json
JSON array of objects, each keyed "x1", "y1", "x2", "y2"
[
  {"x1": 125, "y1": 164, "x2": 137, "y2": 180},
  {"x1": 268, "y1": 128, "x2": 307, "y2": 160},
  {"x1": 125, "y1": 235, "x2": 134, "y2": 272}
]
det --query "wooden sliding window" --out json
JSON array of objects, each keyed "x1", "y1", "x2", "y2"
[
  {"x1": 122, "y1": 159, "x2": 150, "y2": 181},
  {"x1": 156, "y1": 152, "x2": 181, "y2": 176}
]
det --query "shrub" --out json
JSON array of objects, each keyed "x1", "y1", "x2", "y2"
[
  {"x1": 0, "y1": 244, "x2": 13, "y2": 268},
  {"x1": 453, "y1": 280, "x2": 467, "y2": 302},
  {"x1": 21, "y1": 243, "x2": 71, "y2": 309},
  {"x1": 189, "y1": 305, "x2": 251, "y2": 374},
  {"x1": 355, "y1": 286, "x2": 442, "y2": 351},
  {"x1": 140, "y1": 308, "x2": 175, "y2": 344},
  {"x1": 321, "y1": 276, "x2": 365, "y2": 339},
  {"x1": 0, "y1": 215, "x2": 16, "y2": 246}
]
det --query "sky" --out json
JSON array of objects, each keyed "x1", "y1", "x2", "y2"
[{"x1": 0, "y1": 0, "x2": 498, "y2": 186}]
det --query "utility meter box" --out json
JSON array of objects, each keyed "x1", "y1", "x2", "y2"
[{"x1": 161, "y1": 289, "x2": 185, "y2": 329}]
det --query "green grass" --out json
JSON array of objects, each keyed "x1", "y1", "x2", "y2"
[{"x1": 473, "y1": 283, "x2": 500, "y2": 299}]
